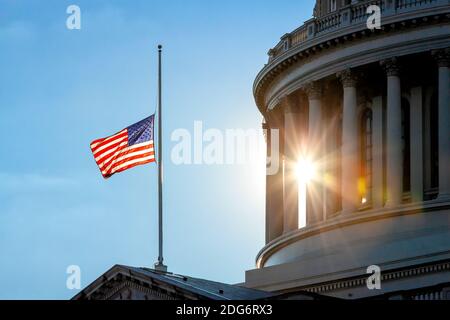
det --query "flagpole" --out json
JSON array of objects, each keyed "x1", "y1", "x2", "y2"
[{"x1": 155, "y1": 44, "x2": 167, "y2": 272}]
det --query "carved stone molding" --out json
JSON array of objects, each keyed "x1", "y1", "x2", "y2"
[
  {"x1": 256, "y1": 199, "x2": 450, "y2": 268},
  {"x1": 253, "y1": 6, "x2": 450, "y2": 111},
  {"x1": 432, "y1": 48, "x2": 450, "y2": 68},
  {"x1": 305, "y1": 261, "x2": 450, "y2": 295},
  {"x1": 304, "y1": 81, "x2": 323, "y2": 100},
  {"x1": 337, "y1": 69, "x2": 358, "y2": 88},
  {"x1": 102, "y1": 280, "x2": 178, "y2": 300},
  {"x1": 380, "y1": 57, "x2": 400, "y2": 76}
]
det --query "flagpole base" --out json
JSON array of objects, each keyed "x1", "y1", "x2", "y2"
[{"x1": 154, "y1": 262, "x2": 168, "y2": 273}]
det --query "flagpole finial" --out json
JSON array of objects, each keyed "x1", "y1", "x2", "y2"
[{"x1": 158, "y1": 44, "x2": 162, "y2": 50}]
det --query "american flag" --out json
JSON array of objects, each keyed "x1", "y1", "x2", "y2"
[{"x1": 90, "y1": 115, "x2": 156, "y2": 179}]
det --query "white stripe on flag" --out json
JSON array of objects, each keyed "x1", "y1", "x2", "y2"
[
  {"x1": 109, "y1": 155, "x2": 155, "y2": 174},
  {"x1": 100, "y1": 146, "x2": 155, "y2": 172}
]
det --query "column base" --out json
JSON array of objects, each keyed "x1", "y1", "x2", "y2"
[
  {"x1": 436, "y1": 193, "x2": 450, "y2": 201},
  {"x1": 384, "y1": 201, "x2": 401, "y2": 209},
  {"x1": 340, "y1": 207, "x2": 357, "y2": 216}
]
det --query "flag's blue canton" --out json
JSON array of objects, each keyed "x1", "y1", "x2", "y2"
[{"x1": 127, "y1": 115, "x2": 154, "y2": 146}]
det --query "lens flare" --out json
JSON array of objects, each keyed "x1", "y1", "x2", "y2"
[{"x1": 296, "y1": 157, "x2": 316, "y2": 183}]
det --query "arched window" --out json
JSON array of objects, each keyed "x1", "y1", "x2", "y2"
[{"x1": 360, "y1": 108, "x2": 373, "y2": 205}]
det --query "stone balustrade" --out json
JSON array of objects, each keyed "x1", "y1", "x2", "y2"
[{"x1": 267, "y1": 0, "x2": 446, "y2": 62}]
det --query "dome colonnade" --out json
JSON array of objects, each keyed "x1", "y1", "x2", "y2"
[{"x1": 247, "y1": 0, "x2": 450, "y2": 299}]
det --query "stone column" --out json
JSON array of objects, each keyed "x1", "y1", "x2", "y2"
[
  {"x1": 283, "y1": 95, "x2": 300, "y2": 233},
  {"x1": 305, "y1": 81, "x2": 324, "y2": 223},
  {"x1": 371, "y1": 96, "x2": 384, "y2": 208},
  {"x1": 410, "y1": 87, "x2": 424, "y2": 202},
  {"x1": 337, "y1": 69, "x2": 359, "y2": 214},
  {"x1": 381, "y1": 58, "x2": 403, "y2": 207},
  {"x1": 263, "y1": 116, "x2": 284, "y2": 244},
  {"x1": 432, "y1": 49, "x2": 450, "y2": 200}
]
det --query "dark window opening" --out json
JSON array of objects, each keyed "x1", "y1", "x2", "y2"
[
  {"x1": 430, "y1": 94, "x2": 439, "y2": 189},
  {"x1": 402, "y1": 98, "x2": 411, "y2": 193}
]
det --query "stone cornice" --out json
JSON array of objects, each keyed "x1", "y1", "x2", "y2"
[
  {"x1": 256, "y1": 199, "x2": 450, "y2": 269},
  {"x1": 304, "y1": 260, "x2": 450, "y2": 295},
  {"x1": 253, "y1": 5, "x2": 450, "y2": 113}
]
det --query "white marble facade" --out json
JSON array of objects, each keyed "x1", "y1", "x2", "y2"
[{"x1": 246, "y1": 0, "x2": 450, "y2": 300}]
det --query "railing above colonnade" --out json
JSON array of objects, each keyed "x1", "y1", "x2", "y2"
[{"x1": 267, "y1": 0, "x2": 447, "y2": 62}]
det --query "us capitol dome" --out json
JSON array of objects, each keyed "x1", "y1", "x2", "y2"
[{"x1": 243, "y1": 0, "x2": 450, "y2": 300}]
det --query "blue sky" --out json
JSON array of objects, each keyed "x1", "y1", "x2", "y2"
[{"x1": 0, "y1": 0, "x2": 314, "y2": 299}]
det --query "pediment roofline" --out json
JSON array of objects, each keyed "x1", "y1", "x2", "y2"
[{"x1": 72, "y1": 265, "x2": 278, "y2": 300}]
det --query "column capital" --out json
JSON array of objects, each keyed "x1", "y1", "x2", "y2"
[
  {"x1": 380, "y1": 57, "x2": 400, "y2": 76},
  {"x1": 337, "y1": 69, "x2": 358, "y2": 88},
  {"x1": 281, "y1": 94, "x2": 301, "y2": 114},
  {"x1": 432, "y1": 48, "x2": 450, "y2": 68},
  {"x1": 304, "y1": 81, "x2": 323, "y2": 100},
  {"x1": 263, "y1": 108, "x2": 284, "y2": 128}
]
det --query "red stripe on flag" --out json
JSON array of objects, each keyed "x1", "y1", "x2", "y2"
[
  {"x1": 105, "y1": 158, "x2": 155, "y2": 178},
  {"x1": 104, "y1": 151, "x2": 155, "y2": 174},
  {"x1": 90, "y1": 118, "x2": 156, "y2": 178},
  {"x1": 98, "y1": 143, "x2": 154, "y2": 170},
  {"x1": 90, "y1": 130, "x2": 128, "y2": 153},
  {"x1": 94, "y1": 140, "x2": 129, "y2": 164}
]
